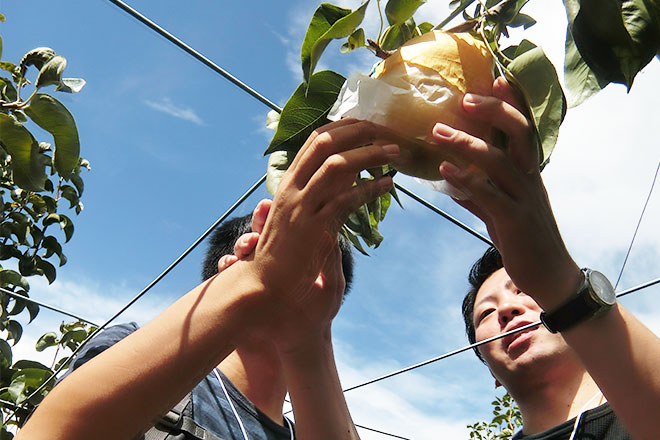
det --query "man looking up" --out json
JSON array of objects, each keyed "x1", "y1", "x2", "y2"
[
  {"x1": 435, "y1": 77, "x2": 660, "y2": 439},
  {"x1": 16, "y1": 118, "x2": 401, "y2": 440}
]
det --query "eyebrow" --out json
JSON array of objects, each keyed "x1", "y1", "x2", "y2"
[{"x1": 473, "y1": 277, "x2": 514, "y2": 317}]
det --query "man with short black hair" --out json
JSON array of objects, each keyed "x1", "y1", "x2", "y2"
[
  {"x1": 433, "y1": 77, "x2": 660, "y2": 439},
  {"x1": 17, "y1": 118, "x2": 401, "y2": 440}
]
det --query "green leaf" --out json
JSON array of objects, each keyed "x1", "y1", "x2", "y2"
[
  {"x1": 58, "y1": 214, "x2": 74, "y2": 242},
  {"x1": 0, "y1": 114, "x2": 47, "y2": 191},
  {"x1": 506, "y1": 44, "x2": 567, "y2": 166},
  {"x1": 25, "y1": 304, "x2": 38, "y2": 325},
  {"x1": 43, "y1": 213, "x2": 61, "y2": 227},
  {"x1": 563, "y1": 0, "x2": 660, "y2": 90},
  {"x1": 508, "y1": 13, "x2": 536, "y2": 29},
  {"x1": 7, "y1": 293, "x2": 31, "y2": 321},
  {"x1": 35, "y1": 258, "x2": 56, "y2": 284},
  {"x1": 563, "y1": 26, "x2": 608, "y2": 107},
  {"x1": 0, "y1": 339, "x2": 12, "y2": 369},
  {"x1": 380, "y1": 18, "x2": 419, "y2": 51},
  {"x1": 19, "y1": 47, "x2": 56, "y2": 76},
  {"x1": 12, "y1": 110, "x2": 27, "y2": 123},
  {"x1": 56, "y1": 78, "x2": 86, "y2": 94},
  {"x1": 34, "y1": 55, "x2": 66, "y2": 89},
  {"x1": 301, "y1": 2, "x2": 370, "y2": 85},
  {"x1": 5, "y1": 320, "x2": 22, "y2": 345},
  {"x1": 7, "y1": 368, "x2": 54, "y2": 405},
  {"x1": 60, "y1": 185, "x2": 79, "y2": 209},
  {"x1": 61, "y1": 329, "x2": 87, "y2": 351},
  {"x1": 0, "y1": 77, "x2": 18, "y2": 102},
  {"x1": 70, "y1": 172, "x2": 84, "y2": 196},
  {"x1": 24, "y1": 94, "x2": 80, "y2": 178},
  {"x1": 12, "y1": 360, "x2": 49, "y2": 371},
  {"x1": 0, "y1": 62, "x2": 20, "y2": 81},
  {"x1": 341, "y1": 226, "x2": 369, "y2": 256},
  {"x1": 418, "y1": 21, "x2": 434, "y2": 34},
  {"x1": 266, "y1": 70, "x2": 346, "y2": 155},
  {"x1": 35, "y1": 332, "x2": 58, "y2": 352},
  {"x1": 385, "y1": 0, "x2": 426, "y2": 25},
  {"x1": 340, "y1": 28, "x2": 366, "y2": 53},
  {"x1": 0, "y1": 269, "x2": 29, "y2": 291},
  {"x1": 41, "y1": 235, "x2": 66, "y2": 266},
  {"x1": 54, "y1": 356, "x2": 71, "y2": 371}
]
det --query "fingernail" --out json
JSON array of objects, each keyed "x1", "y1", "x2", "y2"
[
  {"x1": 382, "y1": 143, "x2": 400, "y2": 158},
  {"x1": 433, "y1": 124, "x2": 455, "y2": 139},
  {"x1": 439, "y1": 161, "x2": 461, "y2": 176},
  {"x1": 464, "y1": 93, "x2": 483, "y2": 105}
]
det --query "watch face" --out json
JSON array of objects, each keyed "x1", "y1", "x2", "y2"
[{"x1": 589, "y1": 270, "x2": 617, "y2": 306}]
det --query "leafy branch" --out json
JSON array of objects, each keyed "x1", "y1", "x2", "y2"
[
  {"x1": 0, "y1": 25, "x2": 89, "y2": 436},
  {"x1": 264, "y1": 0, "x2": 660, "y2": 252}
]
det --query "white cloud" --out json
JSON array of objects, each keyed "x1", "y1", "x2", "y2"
[
  {"x1": 335, "y1": 347, "x2": 474, "y2": 440},
  {"x1": 8, "y1": 275, "x2": 178, "y2": 368},
  {"x1": 143, "y1": 97, "x2": 205, "y2": 125}
]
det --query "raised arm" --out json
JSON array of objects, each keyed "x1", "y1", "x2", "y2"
[
  {"x1": 16, "y1": 119, "x2": 398, "y2": 440},
  {"x1": 221, "y1": 197, "x2": 360, "y2": 440},
  {"x1": 436, "y1": 77, "x2": 660, "y2": 440}
]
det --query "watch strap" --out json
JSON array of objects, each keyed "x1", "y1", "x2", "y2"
[{"x1": 540, "y1": 270, "x2": 597, "y2": 334}]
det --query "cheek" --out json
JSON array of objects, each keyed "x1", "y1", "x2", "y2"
[{"x1": 474, "y1": 320, "x2": 497, "y2": 342}]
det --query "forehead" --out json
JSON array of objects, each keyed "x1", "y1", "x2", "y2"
[{"x1": 473, "y1": 268, "x2": 511, "y2": 309}]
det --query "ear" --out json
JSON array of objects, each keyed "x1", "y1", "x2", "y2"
[{"x1": 489, "y1": 369, "x2": 502, "y2": 388}]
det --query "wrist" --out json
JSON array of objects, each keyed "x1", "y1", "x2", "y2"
[
  {"x1": 275, "y1": 327, "x2": 333, "y2": 360},
  {"x1": 532, "y1": 261, "x2": 584, "y2": 312}
]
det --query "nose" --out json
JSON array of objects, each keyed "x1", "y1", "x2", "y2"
[{"x1": 498, "y1": 301, "x2": 524, "y2": 326}]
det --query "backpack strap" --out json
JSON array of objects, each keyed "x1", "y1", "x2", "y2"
[{"x1": 143, "y1": 393, "x2": 224, "y2": 440}]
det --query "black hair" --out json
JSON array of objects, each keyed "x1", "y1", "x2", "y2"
[
  {"x1": 201, "y1": 213, "x2": 355, "y2": 295},
  {"x1": 462, "y1": 246, "x2": 503, "y2": 362}
]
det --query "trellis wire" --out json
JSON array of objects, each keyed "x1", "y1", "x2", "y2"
[
  {"x1": 341, "y1": 276, "x2": 660, "y2": 394},
  {"x1": 107, "y1": 0, "x2": 281, "y2": 112},
  {"x1": 0, "y1": 287, "x2": 99, "y2": 327},
  {"x1": 614, "y1": 161, "x2": 660, "y2": 290},
  {"x1": 355, "y1": 424, "x2": 411, "y2": 440},
  {"x1": 394, "y1": 183, "x2": 492, "y2": 246},
  {"x1": 7, "y1": 1, "x2": 656, "y2": 438},
  {"x1": 8, "y1": 173, "x2": 266, "y2": 419}
]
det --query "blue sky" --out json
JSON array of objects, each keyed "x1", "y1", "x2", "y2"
[{"x1": 2, "y1": 1, "x2": 660, "y2": 438}]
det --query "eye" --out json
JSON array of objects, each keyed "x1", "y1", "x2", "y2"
[{"x1": 477, "y1": 308, "x2": 494, "y2": 324}]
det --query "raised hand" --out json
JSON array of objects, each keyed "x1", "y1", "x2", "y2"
[
  {"x1": 436, "y1": 77, "x2": 581, "y2": 309},
  {"x1": 241, "y1": 119, "x2": 399, "y2": 345}
]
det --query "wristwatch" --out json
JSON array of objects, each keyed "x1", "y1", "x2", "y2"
[{"x1": 540, "y1": 269, "x2": 616, "y2": 333}]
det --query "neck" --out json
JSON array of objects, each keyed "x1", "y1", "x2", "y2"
[
  {"x1": 217, "y1": 342, "x2": 288, "y2": 425},
  {"x1": 511, "y1": 369, "x2": 603, "y2": 435}
]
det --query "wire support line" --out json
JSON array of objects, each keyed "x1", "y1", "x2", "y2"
[
  {"x1": 342, "y1": 276, "x2": 660, "y2": 394},
  {"x1": 343, "y1": 321, "x2": 540, "y2": 394},
  {"x1": 108, "y1": 0, "x2": 494, "y2": 250},
  {"x1": 614, "y1": 161, "x2": 660, "y2": 290},
  {"x1": 616, "y1": 276, "x2": 660, "y2": 299},
  {"x1": 0, "y1": 287, "x2": 99, "y2": 327},
  {"x1": 8, "y1": 174, "x2": 267, "y2": 419},
  {"x1": 107, "y1": 0, "x2": 282, "y2": 113},
  {"x1": 394, "y1": 182, "x2": 493, "y2": 246},
  {"x1": 355, "y1": 424, "x2": 411, "y2": 440}
]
